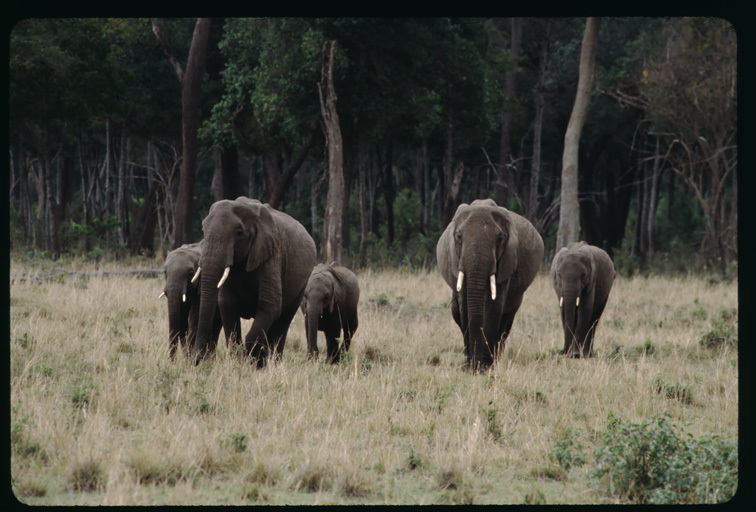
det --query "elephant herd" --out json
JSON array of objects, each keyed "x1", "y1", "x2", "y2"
[{"x1": 160, "y1": 197, "x2": 615, "y2": 371}]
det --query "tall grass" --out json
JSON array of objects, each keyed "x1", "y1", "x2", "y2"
[{"x1": 10, "y1": 261, "x2": 738, "y2": 504}]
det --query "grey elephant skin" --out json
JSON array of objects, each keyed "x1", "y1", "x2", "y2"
[
  {"x1": 161, "y1": 241, "x2": 222, "y2": 359},
  {"x1": 192, "y1": 197, "x2": 316, "y2": 366},
  {"x1": 300, "y1": 262, "x2": 360, "y2": 364},
  {"x1": 550, "y1": 241, "x2": 615, "y2": 358},
  {"x1": 437, "y1": 199, "x2": 544, "y2": 370}
]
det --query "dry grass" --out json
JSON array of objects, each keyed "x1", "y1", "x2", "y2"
[{"x1": 10, "y1": 260, "x2": 738, "y2": 504}]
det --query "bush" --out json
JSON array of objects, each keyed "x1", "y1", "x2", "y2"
[
  {"x1": 592, "y1": 412, "x2": 737, "y2": 504},
  {"x1": 699, "y1": 308, "x2": 738, "y2": 350}
]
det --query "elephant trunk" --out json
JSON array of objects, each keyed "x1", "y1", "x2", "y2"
[
  {"x1": 463, "y1": 270, "x2": 497, "y2": 371},
  {"x1": 561, "y1": 291, "x2": 581, "y2": 356},
  {"x1": 305, "y1": 302, "x2": 320, "y2": 360},
  {"x1": 167, "y1": 299, "x2": 184, "y2": 359},
  {"x1": 193, "y1": 238, "x2": 230, "y2": 364}
]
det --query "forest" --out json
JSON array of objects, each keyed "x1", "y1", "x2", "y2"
[{"x1": 8, "y1": 17, "x2": 737, "y2": 276}]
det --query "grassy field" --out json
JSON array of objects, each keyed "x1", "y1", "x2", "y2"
[{"x1": 10, "y1": 258, "x2": 738, "y2": 505}]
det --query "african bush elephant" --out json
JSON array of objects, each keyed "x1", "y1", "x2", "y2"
[
  {"x1": 300, "y1": 262, "x2": 360, "y2": 364},
  {"x1": 160, "y1": 241, "x2": 222, "y2": 359},
  {"x1": 550, "y1": 241, "x2": 615, "y2": 358},
  {"x1": 192, "y1": 197, "x2": 316, "y2": 366},
  {"x1": 437, "y1": 199, "x2": 544, "y2": 371}
]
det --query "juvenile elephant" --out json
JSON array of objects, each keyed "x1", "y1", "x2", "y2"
[
  {"x1": 160, "y1": 241, "x2": 222, "y2": 359},
  {"x1": 300, "y1": 262, "x2": 360, "y2": 364},
  {"x1": 551, "y1": 241, "x2": 615, "y2": 358},
  {"x1": 437, "y1": 199, "x2": 544, "y2": 371},
  {"x1": 191, "y1": 197, "x2": 316, "y2": 366}
]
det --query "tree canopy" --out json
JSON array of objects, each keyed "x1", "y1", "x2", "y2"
[{"x1": 8, "y1": 17, "x2": 737, "y2": 276}]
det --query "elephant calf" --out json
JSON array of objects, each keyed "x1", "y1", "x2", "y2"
[
  {"x1": 161, "y1": 241, "x2": 222, "y2": 359},
  {"x1": 551, "y1": 241, "x2": 615, "y2": 358},
  {"x1": 300, "y1": 262, "x2": 360, "y2": 364}
]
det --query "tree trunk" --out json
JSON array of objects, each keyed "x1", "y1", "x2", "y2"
[
  {"x1": 358, "y1": 133, "x2": 368, "y2": 267},
  {"x1": 496, "y1": 17, "x2": 523, "y2": 207},
  {"x1": 153, "y1": 17, "x2": 212, "y2": 249},
  {"x1": 212, "y1": 145, "x2": 240, "y2": 202},
  {"x1": 382, "y1": 136, "x2": 395, "y2": 247},
  {"x1": 319, "y1": 40, "x2": 344, "y2": 263},
  {"x1": 267, "y1": 128, "x2": 316, "y2": 209},
  {"x1": 556, "y1": 17, "x2": 600, "y2": 250},
  {"x1": 528, "y1": 21, "x2": 550, "y2": 224},
  {"x1": 117, "y1": 124, "x2": 130, "y2": 248}
]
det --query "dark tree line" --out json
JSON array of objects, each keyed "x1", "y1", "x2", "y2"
[{"x1": 8, "y1": 17, "x2": 737, "y2": 274}]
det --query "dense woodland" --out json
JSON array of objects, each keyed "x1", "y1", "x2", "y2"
[{"x1": 8, "y1": 17, "x2": 737, "y2": 275}]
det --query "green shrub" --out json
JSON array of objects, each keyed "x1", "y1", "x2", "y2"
[
  {"x1": 699, "y1": 308, "x2": 737, "y2": 349},
  {"x1": 550, "y1": 428, "x2": 586, "y2": 471},
  {"x1": 592, "y1": 412, "x2": 737, "y2": 504}
]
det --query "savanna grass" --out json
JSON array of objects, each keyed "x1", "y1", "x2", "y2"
[{"x1": 10, "y1": 261, "x2": 738, "y2": 504}]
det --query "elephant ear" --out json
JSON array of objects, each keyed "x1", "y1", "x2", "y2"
[
  {"x1": 446, "y1": 203, "x2": 471, "y2": 276},
  {"x1": 243, "y1": 201, "x2": 279, "y2": 272},
  {"x1": 493, "y1": 206, "x2": 519, "y2": 284}
]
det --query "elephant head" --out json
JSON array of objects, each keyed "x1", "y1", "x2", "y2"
[
  {"x1": 551, "y1": 241, "x2": 615, "y2": 357},
  {"x1": 161, "y1": 242, "x2": 203, "y2": 359},
  {"x1": 192, "y1": 197, "x2": 316, "y2": 366},
  {"x1": 437, "y1": 199, "x2": 544, "y2": 370},
  {"x1": 300, "y1": 262, "x2": 360, "y2": 363}
]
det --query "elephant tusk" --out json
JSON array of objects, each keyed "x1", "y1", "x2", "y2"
[
  {"x1": 456, "y1": 271, "x2": 464, "y2": 292},
  {"x1": 490, "y1": 274, "x2": 497, "y2": 301},
  {"x1": 191, "y1": 266, "x2": 201, "y2": 283},
  {"x1": 158, "y1": 291, "x2": 166, "y2": 299},
  {"x1": 559, "y1": 296, "x2": 563, "y2": 308},
  {"x1": 217, "y1": 266, "x2": 231, "y2": 288},
  {"x1": 576, "y1": 296, "x2": 580, "y2": 307},
  {"x1": 182, "y1": 293, "x2": 186, "y2": 303}
]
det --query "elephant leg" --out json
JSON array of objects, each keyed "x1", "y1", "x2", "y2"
[
  {"x1": 342, "y1": 313, "x2": 358, "y2": 353},
  {"x1": 210, "y1": 306, "x2": 223, "y2": 352},
  {"x1": 451, "y1": 293, "x2": 463, "y2": 330},
  {"x1": 324, "y1": 323, "x2": 342, "y2": 364},
  {"x1": 245, "y1": 311, "x2": 277, "y2": 367},
  {"x1": 584, "y1": 300, "x2": 607, "y2": 357}
]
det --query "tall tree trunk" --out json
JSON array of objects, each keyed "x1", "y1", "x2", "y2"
[
  {"x1": 556, "y1": 17, "x2": 600, "y2": 250},
  {"x1": 358, "y1": 134, "x2": 368, "y2": 267},
  {"x1": 267, "y1": 128, "x2": 316, "y2": 209},
  {"x1": 153, "y1": 17, "x2": 212, "y2": 249},
  {"x1": 117, "y1": 124, "x2": 130, "y2": 248},
  {"x1": 528, "y1": 21, "x2": 550, "y2": 224},
  {"x1": 382, "y1": 135, "x2": 395, "y2": 247},
  {"x1": 496, "y1": 17, "x2": 523, "y2": 207},
  {"x1": 319, "y1": 40, "x2": 344, "y2": 263},
  {"x1": 211, "y1": 145, "x2": 240, "y2": 201}
]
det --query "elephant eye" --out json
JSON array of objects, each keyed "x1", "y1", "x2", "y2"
[{"x1": 235, "y1": 227, "x2": 244, "y2": 239}]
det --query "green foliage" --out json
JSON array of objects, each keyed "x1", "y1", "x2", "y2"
[
  {"x1": 550, "y1": 428, "x2": 586, "y2": 471},
  {"x1": 592, "y1": 412, "x2": 737, "y2": 504},
  {"x1": 699, "y1": 308, "x2": 737, "y2": 350}
]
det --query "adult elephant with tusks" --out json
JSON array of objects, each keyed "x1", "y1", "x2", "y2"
[
  {"x1": 437, "y1": 199, "x2": 544, "y2": 371},
  {"x1": 191, "y1": 197, "x2": 316, "y2": 367},
  {"x1": 551, "y1": 241, "x2": 615, "y2": 358}
]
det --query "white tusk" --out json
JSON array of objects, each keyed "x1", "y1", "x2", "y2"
[
  {"x1": 158, "y1": 291, "x2": 166, "y2": 299},
  {"x1": 490, "y1": 274, "x2": 497, "y2": 301},
  {"x1": 217, "y1": 266, "x2": 231, "y2": 288},
  {"x1": 182, "y1": 293, "x2": 186, "y2": 303},
  {"x1": 456, "y1": 271, "x2": 464, "y2": 292},
  {"x1": 559, "y1": 296, "x2": 563, "y2": 308},
  {"x1": 191, "y1": 266, "x2": 201, "y2": 283},
  {"x1": 576, "y1": 296, "x2": 580, "y2": 307}
]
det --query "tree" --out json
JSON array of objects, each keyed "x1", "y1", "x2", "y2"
[
  {"x1": 557, "y1": 17, "x2": 601, "y2": 250},
  {"x1": 609, "y1": 18, "x2": 736, "y2": 272},
  {"x1": 152, "y1": 17, "x2": 212, "y2": 249},
  {"x1": 319, "y1": 40, "x2": 345, "y2": 263}
]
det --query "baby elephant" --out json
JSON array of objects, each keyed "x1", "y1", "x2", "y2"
[
  {"x1": 300, "y1": 262, "x2": 360, "y2": 363},
  {"x1": 161, "y1": 241, "x2": 222, "y2": 360},
  {"x1": 551, "y1": 242, "x2": 615, "y2": 358}
]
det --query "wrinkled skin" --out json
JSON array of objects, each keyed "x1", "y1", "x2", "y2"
[
  {"x1": 300, "y1": 262, "x2": 360, "y2": 364},
  {"x1": 437, "y1": 199, "x2": 544, "y2": 371},
  {"x1": 551, "y1": 242, "x2": 615, "y2": 358},
  {"x1": 161, "y1": 241, "x2": 222, "y2": 359},
  {"x1": 192, "y1": 197, "x2": 316, "y2": 367}
]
